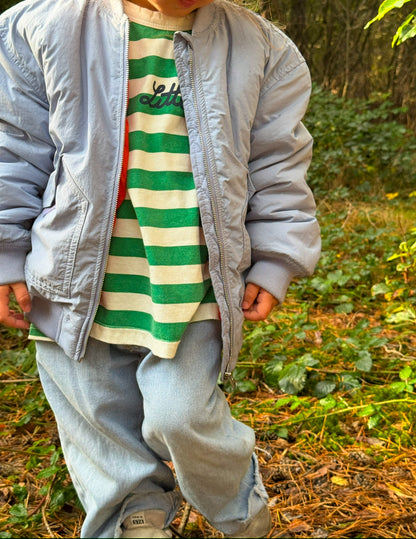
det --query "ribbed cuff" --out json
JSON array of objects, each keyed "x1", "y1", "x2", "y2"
[
  {"x1": 0, "y1": 247, "x2": 27, "y2": 285},
  {"x1": 245, "y1": 259, "x2": 295, "y2": 304}
]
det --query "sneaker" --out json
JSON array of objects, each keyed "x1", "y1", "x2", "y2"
[
  {"x1": 121, "y1": 510, "x2": 172, "y2": 538},
  {"x1": 225, "y1": 505, "x2": 272, "y2": 538}
]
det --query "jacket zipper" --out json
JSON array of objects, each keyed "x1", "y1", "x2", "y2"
[
  {"x1": 79, "y1": 14, "x2": 130, "y2": 360},
  {"x1": 188, "y1": 46, "x2": 235, "y2": 381}
]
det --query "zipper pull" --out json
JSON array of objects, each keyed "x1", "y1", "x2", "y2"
[{"x1": 223, "y1": 371, "x2": 236, "y2": 391}]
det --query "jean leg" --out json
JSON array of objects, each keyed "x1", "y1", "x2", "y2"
[
  {"x1": 137, "y1": 320, "x2": 268, "y2": 535},
  {"x1": 36, "y1": 339, "x2": 181, "y2": 538}
]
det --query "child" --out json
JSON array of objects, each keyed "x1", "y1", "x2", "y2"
[{"x1": 0, "y1": 0, "x2": 321, "y2": 536}]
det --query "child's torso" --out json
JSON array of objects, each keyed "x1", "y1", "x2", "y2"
[{"x1": 89, "y1": 1, "x2": 218, "y2": 358}]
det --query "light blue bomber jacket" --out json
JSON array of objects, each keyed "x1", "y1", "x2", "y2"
[{"x1": 0, "y1": 0, "x2": 321, "y2": 376}]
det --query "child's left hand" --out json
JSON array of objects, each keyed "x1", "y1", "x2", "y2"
[{"x1": 242, "y1": 283, "x2": 278, "y2": 321}]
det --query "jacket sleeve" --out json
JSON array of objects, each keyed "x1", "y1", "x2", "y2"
[
  {"x1": 0, "y1": 8, "x2": 54, "y2": 285},
  {"x1": 245, "y1": 36, "x2": 321, "y2": 304}
]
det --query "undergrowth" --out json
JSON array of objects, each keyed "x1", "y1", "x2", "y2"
[
  {"x1": 305, "y1": 84, "x2": 416, "y2": 196},
  {"x1": 227, "y1": 193, "x2": 416, "y2": 454}
]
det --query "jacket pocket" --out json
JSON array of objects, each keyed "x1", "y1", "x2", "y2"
[
  {"x1": 26, "y1": 156, "x2": 88, "y2": 299},
  {"x1": 237, "y1": 173, "x2": 255, "y2": 273}
]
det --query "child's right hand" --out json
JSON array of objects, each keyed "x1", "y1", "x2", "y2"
[{"x1": 0, "y1": 282, "x2": 31, "y2": 329}]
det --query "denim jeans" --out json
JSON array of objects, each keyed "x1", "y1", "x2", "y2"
[{"x1": 35, "y1": 320, "x2": 268, "y2": 538}]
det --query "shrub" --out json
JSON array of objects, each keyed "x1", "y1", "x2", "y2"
[{"x1": 305, "y1": 84, "x2": 416, "y2": 196}]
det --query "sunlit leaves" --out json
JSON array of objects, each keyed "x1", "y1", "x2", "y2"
[
  {"x1": 365, "y1": 0, "x2": 416, "y2": 46},
  {"x1": 366, "y1": 0, "x2": 413, "y2": 26}
]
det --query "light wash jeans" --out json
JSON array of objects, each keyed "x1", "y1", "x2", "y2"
[{"x1": 36, "y1": 320, "x2": 268, "y2": 538}]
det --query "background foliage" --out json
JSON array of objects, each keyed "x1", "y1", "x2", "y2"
[
  {"x1": 365, "y1": 0, "x2": 416, "y2": 46},
  {"x1": 237, "y1": 0, "x2": 416, "y2": 129},
  {"x1": 305, "y1": 84, "x2": 416, "y2": 194}
]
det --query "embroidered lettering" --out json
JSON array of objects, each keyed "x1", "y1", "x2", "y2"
[{"x1": 140, "y1": 81, "x2": 183, "y2": 109}]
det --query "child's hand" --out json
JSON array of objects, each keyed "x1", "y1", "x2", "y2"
[
  {"x1": 242, "y1": 283, "x2": 278, "y2": 321},
  {"x1": 0, "y1": 282, "x2": 31, "y2": 329}
]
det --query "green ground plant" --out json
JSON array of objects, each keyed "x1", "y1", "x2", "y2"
[
  {"x1": 227, "y1": 191, "x2": 416, "y2": 451},
  {"x1": 372, "y1": 224, "x2": 416, "y2": 324},
  {"x1": 0, "y1": 342, "x2": 81, "y2": 538}
]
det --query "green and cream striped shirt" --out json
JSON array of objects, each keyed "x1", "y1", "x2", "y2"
[{"x1": 89, "y1": 1, "x2": 218, "y2": 358}]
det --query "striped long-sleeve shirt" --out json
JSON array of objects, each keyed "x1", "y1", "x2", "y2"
[{"x1": 89, "y1": 1, "x2": 218, "y2": 358}]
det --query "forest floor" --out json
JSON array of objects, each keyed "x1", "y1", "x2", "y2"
[
  {"x1": 1, "y1": 196, "x2": 416, "y2": 538},
  {"x1": 1, "y1": 331, "x2": 416, "y2": 539}
]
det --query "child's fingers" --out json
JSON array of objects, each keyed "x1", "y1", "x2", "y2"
[
  {"x1": 12, "y1": 282, "x2": 32, "y2": 314},
  {"x1": 0, "y1": 285, "x2": 12, "y2": 322},
  {"x1": 241, "y1": 282, "x2": 261, "y2": 310},
  {"x1": 243, "y1": 287, "x2": 278, "y2": 321},
  {"x1": 0, "y1": 283, "x2": 31, "y2": 329}
]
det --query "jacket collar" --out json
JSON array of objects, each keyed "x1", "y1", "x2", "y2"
[{"x1": 193, "y1": 0, "x2": 220, "y2": 35}]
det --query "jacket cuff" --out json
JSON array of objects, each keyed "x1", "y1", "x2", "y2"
[
  {"x1": 0, "y1": 246, "x2": 27, "y2": 285},
  {"x1": 245, "y1": 259, "x2": 295, "y2": 305}
]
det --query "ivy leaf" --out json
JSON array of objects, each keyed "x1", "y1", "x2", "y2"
[
  {"x1": 335, "y1": 303, "x2": 354, "y2": 314},
  {"x1": 368, "y1": 414, "x2": 382, "y2": 429},
  {"x1": 278, "y1": 363, "x2": 308, "y2": 395},
  {"x1": 314, "y1": 380, "x2": 337, "y2": 398},
  {"x1": 278, "y1": 355, "x2": 319, "y2": 395},
  {"x1": 9, "y1": 503, "x2": 27, "y2": 519},
  {"x1": 338, "y1": 373, "x2": 361, "y2": 392},
  {"x1": 319, "y1": 394, "x2": 338, "y2": 411},
  {"x1": 371, "y1": 282, "x2": 391, "y2": 296},
  {"x1": 12, "y1": 485, "x2": 28, "y2": 503},
  {"x1": 235, "y1": 380, "x2": 257, "y2": 393},
  {"x1": 37, "y1": 465, "x2": 61, "y2": 479},
  {"x1": 355, "y1": 350, "x2": 373, "y2": 372},
  {"x1": 263, "y1": 356, "x2": 286, "y2": 387},
  {"x1": 389, "y1": 381, "x2": 406, "y2": 393},
  {"x1": 386, "y1": 307, "x2": 416, "y2": 324},
  {"x1": 275, "y1": 427, "x2": 289, "y2": 439},
  {"x1": 399, "y1": 366, "x2": 413, "y2": 380},
  {"x1": 297, "y1": 354, "x2": 320, "y2": 368},
  {"x1": 358, "y1": 404, "x2": 376, "y2": 417}
]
